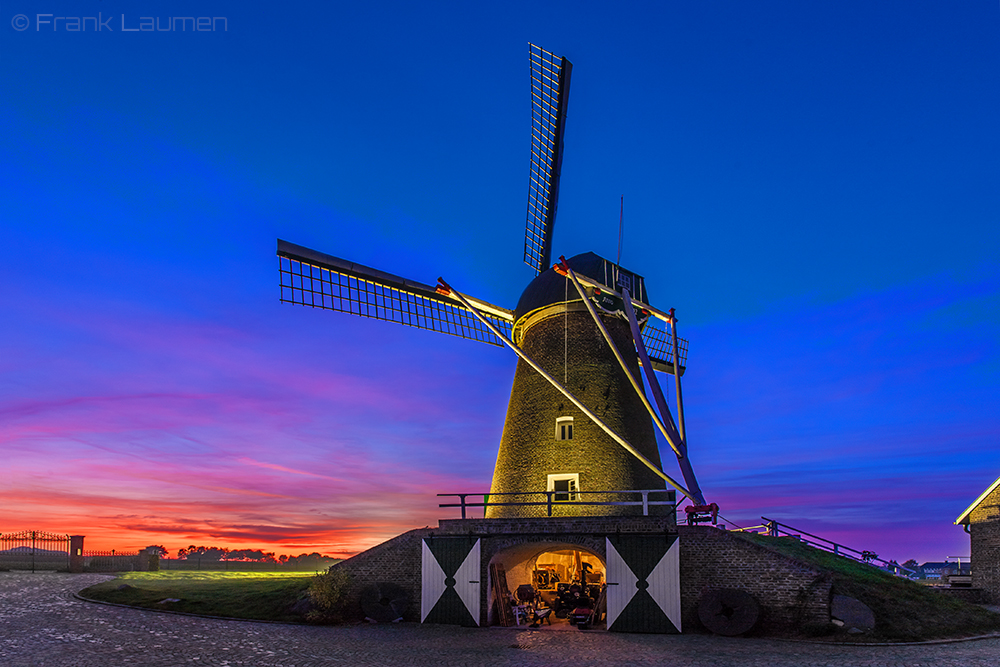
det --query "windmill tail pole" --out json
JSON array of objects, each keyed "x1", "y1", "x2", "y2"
[
  {"x1": 559, "y1": 260, "x2": 685, "y2": 459},
  {"x1": 622, "y1": 293, "x2": 707, "y2": 507},
  {"x1": 437, "y1": 277, "x2": 696, "y2": 503}
]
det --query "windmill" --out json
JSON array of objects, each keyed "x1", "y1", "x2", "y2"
[{"x1": 277, "y1": 44, "x2": 711, "y2": 520}]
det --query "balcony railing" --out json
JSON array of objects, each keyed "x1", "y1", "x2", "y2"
[{"x1": 438, "y1": 489, "x2": 676, "y2": 519}]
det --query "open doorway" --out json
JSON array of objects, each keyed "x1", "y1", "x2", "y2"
[{"x1": 489, "y1": 541, "x2": 606, "y2": 630}]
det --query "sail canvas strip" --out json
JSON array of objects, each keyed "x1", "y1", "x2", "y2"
[{"x1": 278, "y1": 239, "x2": 513, "y2": 346}]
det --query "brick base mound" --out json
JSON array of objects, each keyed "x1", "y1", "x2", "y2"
[{"x1": 332, "y1": 519, "x2": 832, "y2": 634}]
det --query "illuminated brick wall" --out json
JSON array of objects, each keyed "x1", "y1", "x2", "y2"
[
  {"x1": 487, "y1": 310, "x2": 668, "y2": 517},
  {"x1": 969, "y1": 485, "x2": 1000, "y2": 603},
  {"x1": 679, "y1": 527, "x2": 831, "y2": 631}
]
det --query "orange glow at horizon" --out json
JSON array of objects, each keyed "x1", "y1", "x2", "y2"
[{"x1": 2, "y1": 491, "x2": 448, "y2": 559}]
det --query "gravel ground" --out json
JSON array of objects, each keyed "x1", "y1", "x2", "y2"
[{"x1": 2, "y1": 572, "x2": 999, "y2": 667}]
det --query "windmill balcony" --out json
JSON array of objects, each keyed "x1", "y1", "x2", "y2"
[{"x1": 438, "y1": 490, "x2": 676, "y2": 521}]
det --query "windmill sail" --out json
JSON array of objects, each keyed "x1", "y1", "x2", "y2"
[
  {"x1": 278, "y1": 240, "x2": 513, "y2": 346},
  {"x1": 524, "y1": 43, "x2": 572, "y2": 274},
  {"x1": 277, "y1": 44, "x2": 709, "y2": 524}
]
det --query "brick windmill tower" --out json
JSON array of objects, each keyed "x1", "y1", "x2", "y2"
[{"x1": 277, "y1": 44, "x2": 708, "y2": 519}]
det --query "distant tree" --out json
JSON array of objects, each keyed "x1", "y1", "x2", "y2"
[
  {"x1": 223, "y1": 549, "x2": 275, "y2": 562},
  {"x1": 179, "y1": 546, "x2": 229, "y2": 561},
  {"x1": 145, "y1": 545, "x2": 168, "y2": 558},
  {"x1": 172, "y1": 546, "x2": 286, "y2": 562},
  {"x1": 903, "y1": 559, "x2": 919, "y2": 571}
]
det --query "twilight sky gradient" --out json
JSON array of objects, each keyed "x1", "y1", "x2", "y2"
[{"x1": 3, "y1": 1, "x2": 999, "y2": 563}]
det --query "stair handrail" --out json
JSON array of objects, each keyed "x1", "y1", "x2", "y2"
[{"x1": 757, "y1": 516, "x2": 917, "y2": 577}]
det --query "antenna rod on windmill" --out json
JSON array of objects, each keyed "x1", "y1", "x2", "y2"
[{"x1": 617, "y1": 196, "x2": 624, "y2": 267}]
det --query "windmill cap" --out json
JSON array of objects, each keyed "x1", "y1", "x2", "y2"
[{"x1": 514, "y1": 252, "x2": 647, "y2": 322}]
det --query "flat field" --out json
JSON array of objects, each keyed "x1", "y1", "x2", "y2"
[{"x1": 78, "y1": 571, "x2": 315, "y2": 622}]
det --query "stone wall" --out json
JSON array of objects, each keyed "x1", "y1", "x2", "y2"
[
  {"x1": 969, "y1": 485, "x2": 1000, "y2": 603},
  {"x1": 679, "y1": 527, "x2": 831, "y2": 632},
  {"x1": 333, "y1": 518, "x2": 832, "y2": 632},
  {"x1": 331, "y1": 526, "x2": 432, "y2": 622}
]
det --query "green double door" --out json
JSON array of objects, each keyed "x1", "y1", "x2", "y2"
[
  {"x1": 421, "y1": 537, "x2": 481, "y2": 626},
  {"x1": 605, "y1": 534, "x2": 681, "y2": 633}
]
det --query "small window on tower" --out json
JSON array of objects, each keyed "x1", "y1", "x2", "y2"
[
  {"x1": 555, "y1": 416, "x2": 574, "y2": 440},
  {"x1": 617, "y1": 271, "x2": 633, "y2": 294},
  {"x1": 547, "y1": 473, "x2": 580, "y2": 502}
]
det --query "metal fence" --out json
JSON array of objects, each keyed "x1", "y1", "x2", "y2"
[
  {"x1": 0, "y1": 531, "x2": 70, "y2": 571},
  {"x1": 438, "y1": 489, "x2": 677, "y2": 519},
  {"x1": 734, "y1": 517, "x2": 917, "y2": 577},
  {"x1": 82, "y1": 550, "x2": 143, "y2": 573}
]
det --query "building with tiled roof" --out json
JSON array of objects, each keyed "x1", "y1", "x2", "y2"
[{"x1": 955, "y1": 473, "x2": 1000, "y2": 602}]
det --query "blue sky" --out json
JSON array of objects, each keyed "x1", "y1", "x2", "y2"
[{"x1": 2, "y1": 1, "x2": 999, "y2": 562}]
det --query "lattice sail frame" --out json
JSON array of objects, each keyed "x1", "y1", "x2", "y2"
[
  {"x1": 525, "y1": 43, "x2": 572, "y2": 274},
  {"x1": 639, "y1": 317, "x2": 689, "y2": 374},
  {"x1": 278, "y1": 240, "x2": 513, "y2": 347}
]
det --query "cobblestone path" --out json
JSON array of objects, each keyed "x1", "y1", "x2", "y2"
[{"x1": 1, "y1": 573, "x2": 998, "y2": 666}]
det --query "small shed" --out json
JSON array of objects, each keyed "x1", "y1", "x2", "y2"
[{"x1": 955, "y1": 473, "x2": 1000, "y2": 602}]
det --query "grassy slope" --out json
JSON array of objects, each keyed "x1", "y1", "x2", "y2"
[
  {"x1": 81, "y1": 541, "x2": 1000, "y2": 640},
  {"x1": 78, "y1": 572, "x2": 315, "y2": 623},
  {"x1": 735, "y1": 533, "x2": 1000, "y2": 641}
]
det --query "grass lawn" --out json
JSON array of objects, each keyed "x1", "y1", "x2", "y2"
[
  {"x1": 78, "y1": 571, "x2": 316, "y2": 623},
  {"x1": 735, "y1": 532, "x2": 1000, "y2": 642}
]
